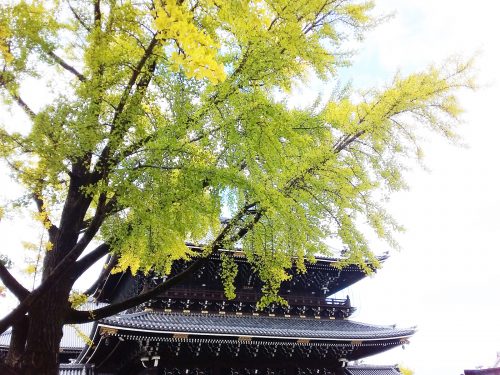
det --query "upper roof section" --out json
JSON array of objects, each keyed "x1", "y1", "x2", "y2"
[{"x1": 92, "y1": 248, "x2": 387, "y2": 304}]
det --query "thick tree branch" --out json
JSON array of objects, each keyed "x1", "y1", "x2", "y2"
[
  {"x1": 80, "y1": 193, "x2": 120, "y2": 232},
  {"x1": 0, "y1": 264, "x2": 30, "y2": 301},
  {"x1": 67, "y1": 243, "x2": 110, "y2": 282},
  {"x1": 4, "y1": 315, "x2": 29, "y2": 367},
  {"x1": 67, "y1": 202, "x2": 261, "y2": 323},
  {"x1": 67, "y1": 255, "x2": 206, "y2": 323},
  {"x1": 0, "y1": 240, "x2": 88, "y2": 333},
  {"x1": 93, "y1": 36, "x2": 159, "y2": 183},
  {"x1": 0, "y1": 198, "x2": 113, "y2": 334},
  {"x1": 227, "y1": 209, "x2": 263, "y2": 244},
  {"x1": 81, "y1": 194, "x2": 117, "y2": 237},
  {"x1": 94, "y1": 0, "x2": 101, "y2": 27},
  {"x1": 111, "y1": 36, "x2": 159, "y2": 131}
]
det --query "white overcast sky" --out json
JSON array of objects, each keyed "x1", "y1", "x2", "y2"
[
  {"x1": 1, "y1": 1, "x2": 499, "y2": 374},
  {"x1": 332, "y1": 1, "x2": 500, "y2": 374}
]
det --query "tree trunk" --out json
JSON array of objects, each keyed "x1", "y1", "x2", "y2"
[
  {"x1": 4, "y1": 315, "x2": 28, "y2": 370},
  {"x1": 3, "y1": 168, "x2": 93, "y2": 374},
  {"x1": 16, "y1": 283, "x2": 72, "y2": 375}
]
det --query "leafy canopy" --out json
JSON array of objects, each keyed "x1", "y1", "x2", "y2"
[{"x1": 0, "y1": 0, "x2": 472, "y2": 302}]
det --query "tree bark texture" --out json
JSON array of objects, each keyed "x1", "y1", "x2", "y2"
[
  {"x1": 4, "y1": 184, "x2": 89, "y2": 375},
  {"x1": 4, "y1": 278, "x2": 73, "y2": 375},
  {"x1": 4, "y1": 316, "x2": 28, "y2": 370}
]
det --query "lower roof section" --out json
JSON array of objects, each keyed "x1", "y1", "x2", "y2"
[
  {"x1": 346, "y1": 366, "x2": 402, "y2": 375},
  {"x1": 100, "y1": 311, "x2": 415, "y2": 342},
  {"x1": 0, "y1": 322, "x2": 94, "y2": 353},
  {"x1": 57, "y1": 364, "x2": 400, "y2": 375},
  {"x1": 80, "y1": 311, "x2": 413, "y2": 371}
]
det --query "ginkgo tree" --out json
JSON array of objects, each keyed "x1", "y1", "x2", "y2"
[{"x1": 0, "y1": 0, "x2": 472, "y2": 374}]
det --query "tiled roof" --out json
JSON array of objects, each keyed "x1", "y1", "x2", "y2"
[
  {"x1": 100, "y1": 311, "x2": 415, "y2": 341},
  {"x1": 0, "y1": 322, "x2": 94, "y2": 351},
  {"x1": 346, "y1": 366, "x2": 401, "y2": 375},
  {"x1": 0, "y1": 329, "x2": 12, "y2": 348},
  {"x1": 59, "y1": 363, "x2": 95, "y2": 375},
  {"x1": 464, "y1": 369, "x2": 500, "y2": 375},
  {"x1": 0, "y1": 302, "x2": 105, "y2": 351}
]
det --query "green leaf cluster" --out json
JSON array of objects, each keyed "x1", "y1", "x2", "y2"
[{"x1": 0, "y1": 1, "x2": 473, "y2": 304}]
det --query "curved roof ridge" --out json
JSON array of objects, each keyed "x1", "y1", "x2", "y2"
[{"x1": 99, "y1": 310, "x2": 416, "y2": 341}]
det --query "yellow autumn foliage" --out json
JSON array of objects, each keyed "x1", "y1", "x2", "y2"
[{"x1": 0, "y1": 0, "x2": 473, "y2": 305}]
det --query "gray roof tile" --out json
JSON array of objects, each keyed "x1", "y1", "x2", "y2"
[
  {"x1": 59, "y1": 364, "x2": 95, "y2": 375},
  {"x1": 346, "y1": 366, "x2": 401, "y2": 375},
  {"x1": 100, "y1": 312, "x2": 415, "y2": 341},
  {"x1": 0, "y1": 322, "x2": 94, "y2": 351},
  {"x1": 0, "y1": 302, "x2": 105, "y2": 351}
]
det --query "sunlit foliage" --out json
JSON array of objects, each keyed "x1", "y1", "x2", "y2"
[
  {"x1": 0, "y1": 0, "x2": 473, "y2": 303},
  {"x1": 398, "y1": 365, "x2": 414, "y2": 375}
]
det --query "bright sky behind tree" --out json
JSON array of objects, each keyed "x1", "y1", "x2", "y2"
[
  {"x1": 0, "y1": 1, "x2": 498, "y2": 374},
  {"x1": 333, "y1": 1, "x2": 500, "y2": 374}
]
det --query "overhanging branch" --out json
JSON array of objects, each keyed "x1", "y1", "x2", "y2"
[
  {"x1": 67, "y1": 203, "x2": 262, "y2": 323},
  {"x1": 0, "y1": 263, "x2": 30, "y2": 301},
  {"x1": 66, "y1": 255, "x2": 206, "y2": 323},
  {"x1": 0, "y1": 210, "x2": 111, "y2": 334},
  {"x1": 68, "y1": 243, "x2": 111, "y2": 282}
]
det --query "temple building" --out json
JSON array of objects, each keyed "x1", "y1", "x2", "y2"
[{"x1": 1, "y1": 249, "x2": 415, "y2": 374}]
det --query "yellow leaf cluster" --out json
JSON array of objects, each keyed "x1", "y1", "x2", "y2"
[
  {"x1": 21, "y1": 241, "x2": 38, "y2": 251},
  {"x1": 398, "y1": 365, "x2": 414, "y2": 375},
  {"x1": 154, "y1": 0, "x2": 225, "y2": 83},
  {"x1": 112, "y1": 251, "x2": 142, "y2": 276},
  {"x1": 69, "y1": 324, "x2": 93, "y2": 347},
  {"x1": 0, "y1": 20, "x2": 13, "y2": 64},
  {"x1": 24, "y1": 264, "x2": 37, "y2": 275},
  {"x1": 220, "y1": 253, "x2": 238, "y2": 300},
  {"x1": 68, "y1": 291, "x2": 89, "y2": 309},
  {"x1": 32, "y1": 210, "x2": 52, "y2": 230},
  {"x1": 0, "y1": 0, "x2": 474, "y2": 308}
]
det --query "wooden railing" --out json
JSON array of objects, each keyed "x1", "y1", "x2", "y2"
[{"x1": 159, "y1": 288, "x2": 350, "y2": 308}]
